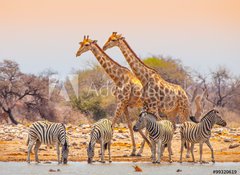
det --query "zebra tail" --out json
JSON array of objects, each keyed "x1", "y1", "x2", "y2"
[
  {"x1": 184, "y1": 142, "x2": 187, "y2": 149},
  {"x1": 26, "y1": 135, "x2": 29, "y2": 146},
  {"x1": 104, "y1": 143, "x2": 108, "y2": 150}
]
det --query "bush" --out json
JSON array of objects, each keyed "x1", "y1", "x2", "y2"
[{"x1": 71, "y1": 91, "x2": 107, "y2": 121}]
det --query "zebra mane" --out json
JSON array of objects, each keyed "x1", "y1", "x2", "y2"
[
  {"x1": 200, "y1": 109, "x2": 217, "y2": 122},
  {"x1": 140, "y1": 111, "x2": 157, "y2": 120}
]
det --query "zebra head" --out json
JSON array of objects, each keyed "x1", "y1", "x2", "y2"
[
  {"x1": 61, "y1": 141, "x2": 69, "y2": 164},
  {"x1": 87, "y1": 142, "x2": 94, "y2": 164},
  {"x1": 133, "y1": 111, "x2": 148, "y2": 132},
  {"x1": 212, "y1": 110, "x2": 227, "y2": 127}
]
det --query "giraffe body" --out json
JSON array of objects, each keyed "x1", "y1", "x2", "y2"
[
  {"x1": 103, "y1": 33, "x2": 190, "y2": 123},
  {"x1": 76, "y1": 36, "x2": 150, "y2": 156}
]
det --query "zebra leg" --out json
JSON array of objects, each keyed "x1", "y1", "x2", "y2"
[
  {"x1": 151, "y1": 141, "x2": 156, "y2": 163},
  {"x1": 186, "y1": 141, "x2": 190, "y2": 158},
  {"x1": 100, "y1": 139, "x2": 105, "y2": 163},
  {"x1": 161, "y1": 144, "x2": 165, "y2": 157},
  {"x1": 56, "y1": 143, "x2": 61, "y2": 164},
  {"x1": 167, "y1": 142, "x2": 173, "y2": 163},
  {"x1": 34, "y1": 140, "x2": 41, "y2": 163},
  {"x1": 199, "y1": 143, "x2": 203, "y2": 164},
  {"x1": 124, "y1": 110, "x2": 136, "y2": 156},
  {"x1": 205, "y1": 140, "x2": 215, "y2": 163},
  {"x1": 180, "y1": 139, "x2": 185, "y2": 163},
  {"x1": 190, "y1": 143, "x2": 195, "y2": 163},
  {"x1": 108, "y1": 141, "x2": 112, "y2": 163},
  {"x1": 156, "y1": 140, "x2": 162, "y2": 164},
  {"x1": 27, "y1": 140, "x2": 35, "y2": 163}
]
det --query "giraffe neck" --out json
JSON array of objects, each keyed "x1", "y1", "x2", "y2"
[
  {"x1": 118, "y1": 39, "x2": 157, "y2": 86},
  {"x1": 90, "y1": 43, "x2": 123, "y2": 84}
]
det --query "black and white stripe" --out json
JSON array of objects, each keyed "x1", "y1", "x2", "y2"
[
  {"x1": 27, "y1": 121, "x2": 69, "y2": 164},
  {"x1": 180, "y1": 109, "x2": 227, "y2": 163},
  {"x1": 133, "y1": 111, "x2": 174, "y2": 163},
  {"x1": 87, "y1": 119, "x2": 113, "y2": 163}
]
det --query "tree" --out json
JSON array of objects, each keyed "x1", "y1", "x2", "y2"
[
  {"x1": 143, "y1": 56, "x2": 191, "y2": 87},
  {"x1": 0, "y1": 60, "x2": 49, "y2": 124},
  {"x1": 197, "y1": 67, "x2": 240, "y2": 108}
]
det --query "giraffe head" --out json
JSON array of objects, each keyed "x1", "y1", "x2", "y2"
[
  {"x1": 76, "y1": 35, "x2": 97, "y2": 57},
  {"x1": 103, "y1": 32, "x2": 124, "y2": 51}
]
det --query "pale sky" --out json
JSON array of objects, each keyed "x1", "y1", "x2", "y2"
[{"x1": 1, "y1": 0, "x2": 240, "y2": 78}]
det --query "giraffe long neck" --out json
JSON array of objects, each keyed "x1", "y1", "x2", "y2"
[
  {"x1": 118, "y1": 39, "x2": 157, "y2": 86},
  {"x1": 91, "y1": 44, "x2": 123, "y2": 83}
]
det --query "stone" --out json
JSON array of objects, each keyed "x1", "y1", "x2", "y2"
[
  {"x1": 72, "y1": 142, "x2": 78, "y2": 147},
  {"x1": 229, "y1": 143, "x2": 240, "y2": 149},
  {"x1": 224, "y1": 137, "x2": 233, "y2": 142}
]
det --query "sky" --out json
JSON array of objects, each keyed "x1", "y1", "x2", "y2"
[{"x1": 1, "y1": 0, "x2": 240, "y2": 78}]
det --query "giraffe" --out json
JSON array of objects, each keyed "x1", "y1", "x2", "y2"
[
  {"x1": 103, "y1": 32, "x2": 192, "y2": 156},
  {"x1": 76, "y1": 36, "x2": 150, "y2": 156}
]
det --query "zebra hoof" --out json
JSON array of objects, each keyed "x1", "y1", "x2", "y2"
[
  {"x1": 152, "y1": 161, "x2": 156, "y2": 164},
  {"x1": 156, "y1": 161, "x2": 160, "y2": 164},
  {"x1": 212, "y1": 160, "x2": 215, "y2": 163},
  {"x1": 136, "y1": 153, "x2": 142, "y2": 157},
  {"x1": 101, "y1": 161, "x2": 106, "y2": 163},
  {"x1": 109, "y1": 160, "x2": 112, "y2": 163},
  {"x1": 169, "y1": 160, "x2": 173, "y2": 163},
  {"x1": 130, "y1": 153, "x2": 136, "y2": 157}
]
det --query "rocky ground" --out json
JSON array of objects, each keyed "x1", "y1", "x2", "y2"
[{"x1": 0, "y1": 123, "x2": 240, "y2": 163}]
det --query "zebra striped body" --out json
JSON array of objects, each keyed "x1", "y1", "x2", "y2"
[
  {"x1": 27, "y1": 121, "x2": 69, "y2": 164},
  {"x1": 133, "y1": 112, "x2": 174, "y2": 163},
  {"x1": 87, "y1": 119, "x2": 113, "y2": 163},
  {"x1": 180, "y1": 109, "x2": 226, "y2": 163}
]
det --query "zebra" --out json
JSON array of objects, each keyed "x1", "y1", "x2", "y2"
[
  {"x1": 133, "y1": 111, "x2": 174, "y2": 163},
  {"x1": 87, "y1": 118, "x2": 113, "y2": 164},
  {"x1": 180, "y1": 109, "x2": 227, "y2": 163},
  {"x1": 26, "y1": 121, "x2": 69, "y2": 164}
]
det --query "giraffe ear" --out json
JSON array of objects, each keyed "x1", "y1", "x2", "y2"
[{"x1": 79, "y1": 42, "x2": 83, "y2": 45}]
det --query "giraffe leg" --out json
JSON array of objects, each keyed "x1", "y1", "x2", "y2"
[
  {"x1": 111, "y1": 102, "x2": 126, "y2": 127},
  {"x1": 178, "y1": 108, "x2": 191, "y2": 158},
  {"x1": 137, "y1": 107, "x2": 158, "y2": 156},
  {"x1": 137, "y1": 129, "x2": 148, "y2": 156},
  {"x1": 124, "y1": 109, "x2": 136, "y2": 156}
]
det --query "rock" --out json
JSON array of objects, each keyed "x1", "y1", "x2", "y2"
[
  {"x1": 115, "y1": 134, "x2": 126, "y2": 139},
  {"x1": 133, "y1": 165, "x2": 142, "y2": 172},
  {"x1": 118, "y1": 129, "x2": 124, "y2": 133},
  {"x1": 229, "y1": 143, "x2": 240, "y2": 149},
  {"x1": 72, "y1": 142, "x2": 78, "y2": 147},
  {"x1": 81, "y1": 124, "x2": 90, "y2": 129},
  {"x1": 224, "y1": 137, "x2": 233, "y2": 142},
  {"x1": 176, "y1": 169, "x2": 182, "y2": 172},
  {"x1": 213, "y1": 128, "x2": 224, "y2": 134}
]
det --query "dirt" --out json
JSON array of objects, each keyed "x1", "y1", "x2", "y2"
[{"x1": 0, "y1": 124, "x2": 240, "y2": 163}]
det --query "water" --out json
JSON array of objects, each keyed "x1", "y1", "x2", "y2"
[{"x1": 1, "y1": 162, "x2": 240, "y2": 175}]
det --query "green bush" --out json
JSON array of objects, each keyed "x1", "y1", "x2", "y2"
[{"x1": 71, "y1": 91, "x2": 107, "y2": 121}]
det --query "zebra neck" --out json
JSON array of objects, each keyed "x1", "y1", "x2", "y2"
[
  {"x1": 200, "y1": 117, "x2": 214, "y2": 132},
  {"x1": 89, "y1": 139, "x2": 96, "y2": 148},
  {"x1": 146, "y1": 119, "x2": 159, "y2": 136}
]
